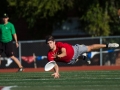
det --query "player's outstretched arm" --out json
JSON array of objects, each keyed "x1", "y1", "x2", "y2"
[
  {"x1": 51, "y1": 63, "x2": 60, "y2": 78},
  {"x1": 57, "y1": 48, "x2": 67, "y2": 58},
  {"x1": 52, "y1": 48, "x2": 66, "y2": 59}
]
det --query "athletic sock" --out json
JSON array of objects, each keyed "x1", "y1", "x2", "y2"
[{"x1": 106, "y1": 44, "x2": 108, "y2": 48}]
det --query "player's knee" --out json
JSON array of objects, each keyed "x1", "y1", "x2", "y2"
[
  {"x1": 9, "y1": 55, "x2": 14, "y2": 59},
  {"x1": 87, "y1": 46, "x2": 94, "y2": 52}
]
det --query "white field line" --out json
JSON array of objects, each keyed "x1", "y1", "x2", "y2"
[
  {"x1": 1, "y1": 77, "x2": 120, "y2": 82},
  {"x1": 1, "y1": 86, "x2": 17, "y2": 90}
]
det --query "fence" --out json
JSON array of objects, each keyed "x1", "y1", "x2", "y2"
[{"x1": 0, "y1": 36, "x2": 120, "y2": 68}]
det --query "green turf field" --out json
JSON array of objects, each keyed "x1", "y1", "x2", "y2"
[{"x1": 0, "y1": 70, "x2": 120, "y2": 90}]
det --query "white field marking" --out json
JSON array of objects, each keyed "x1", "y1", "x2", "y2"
[
  {"x1": 1, "y1": 77, "x2": 120, "y2": 84},
  {"x1": 79, "y1": 78, "x2": 120, "y2": 80},
  {"x1": 1, "y1": 86, "x2": 17, "y2": 90},
  {"x1": 0, "y1": 78, "x2": 66, "y2": 81}
]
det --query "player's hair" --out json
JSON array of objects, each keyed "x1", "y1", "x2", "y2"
[{"x1": 45, "y1": 35, "x2": 55, "y2": 44}]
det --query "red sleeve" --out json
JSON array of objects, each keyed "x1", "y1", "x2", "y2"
[
  {"x1": 47, "y1": 52, "x2": 53, "y2": 61},
  {"x1": 56, "y1": 42, "x2": 65, "y2": 48}
]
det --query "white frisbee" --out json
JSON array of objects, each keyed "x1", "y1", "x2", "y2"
[{"x1": 44, "y1": 61, "x2": 56, "y2": 71}]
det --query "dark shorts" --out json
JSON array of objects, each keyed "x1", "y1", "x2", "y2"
[{"x1": 0, "y1": 41, "x2": 14, "y2": 57}]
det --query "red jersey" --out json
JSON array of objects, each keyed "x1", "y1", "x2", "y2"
[{"x1": 47, "y1": 42, "x2": 74, "y2": 63}]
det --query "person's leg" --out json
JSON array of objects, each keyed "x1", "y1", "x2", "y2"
[
  {"x1": 10, "y1": 56, "x2": 23, "y2": 68},
  {"x1": 0, "y1": 55, "x2": 2, "y2": 66},
  {"x1": 87, "y1": 43, "x2": 119, "y2": 52},
  {"x1": 5, "y1": 41, "x2": 23, "y2": 71},
  {"x1": 0, "y1": 42, "x2": 3, "y2": 66},
  {"x1": 69, "y1": 44, "x2": 90, "y2": 64},
  {"x1": 0, "y1": 56, "x2": 1, "y2": 65}
]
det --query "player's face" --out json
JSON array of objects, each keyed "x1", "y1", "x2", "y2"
[
  {"x1": 2, "y1": 17, "x2": 9, "y2": 24},
  {"x1": 47, "y1": 41, "x2": 56, "y2": 50}
]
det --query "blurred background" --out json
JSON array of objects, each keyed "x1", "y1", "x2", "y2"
[{"x1": 0, "y1": 0, "x2": 120, "y2": 68}]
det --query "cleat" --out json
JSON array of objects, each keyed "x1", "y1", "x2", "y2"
[
  {"x1": 17, "y1": 67, "x2": 24, "y2": 72},
  {"x1": 82, "y1": 53, "x2": 91, "y2": 64},
  {"x1": 87, "y1": 60, "x2": 91, "y2": 64},
  {"x1": 108, "y1": 43, "x2": 119, "y2": 48},
  {"x1": 76, "y1": 53, "x2": 91, "y2": 65},
  {"x1": 5, "y1": 58, "x2": 13, "y2": 67},
  {"x1": 84, "y1": 58, "x2": 91, "y2": 65}
]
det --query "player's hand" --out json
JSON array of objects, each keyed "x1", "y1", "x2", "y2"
[
  {"x1": 51, "y1": 72, "x2": 60, "y2": 78},
  {"x1": 16, "y1": 42, "x2": 19, "y2": 48},
  {"x1": 51, "y1": 52, "x2": 59, "y2": 59}
]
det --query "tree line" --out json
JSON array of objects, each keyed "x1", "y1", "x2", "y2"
[{"x1": 0, "y1": 0, "x2": 120, "y2": 40}]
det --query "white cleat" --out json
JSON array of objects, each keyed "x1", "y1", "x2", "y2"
[
  {"x1": 108, "y1": 43, "x2": 119, "y2": 48},
  {"x1": 82, "y1": 53, "x2": 91, "y2": 64},
  {"x1": 87, "y1": 60, "x2": 91, "y2": 64},
  {"x1": 5, "y1": 58, "x2": 13, "y2": 67}
]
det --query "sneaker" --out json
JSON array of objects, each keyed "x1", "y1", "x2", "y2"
[
  {"x1": 17, "y1": 67, "x2": 24, "y2": 72},
  {"x1": 84, "y1": 57, "x2": 91, "y2": 64},
  {"x1": 82, "y1": 53, "x2": 91, "y2": 64},
  {"x1": 87, "y1": 60, "x2": 91, "y2": 64},
  {"x1": 108, "y1": 43, "x2": 119, "y2": 48},
  {"x1": 5, "y1": 58, "x2": 13, "y2": 67}
]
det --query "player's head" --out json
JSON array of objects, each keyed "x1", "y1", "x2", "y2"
[
  {"x1": 46, "y1": 35, "x2": 56, "y2": 50},
  {"x1": 1, "y1": 13, "x2": 9, "y2": 24},
  {"x1": 46, "y1": 35, "x2": 55, "y2": 44}
]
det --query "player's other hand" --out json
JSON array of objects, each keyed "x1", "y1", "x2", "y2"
[
  {"x1": 51, "y1": 72, "x2": 60, "y2": 79},
  {"x1": 51, "y1": 52, "x2": 58, "y2": 58},
  {"x1": 51, "y1": 52, "x2": 59, "y2": 61}
]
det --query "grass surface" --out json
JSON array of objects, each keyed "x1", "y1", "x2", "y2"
[{"x1": 0, "y1": 70, "x2": 120, "y2": 90}]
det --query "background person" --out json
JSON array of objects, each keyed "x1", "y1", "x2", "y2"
[{"x1": 0, "y1": 13, "x2": 23, "y2": 72}]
